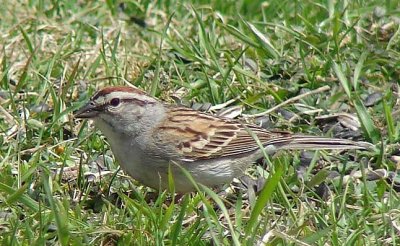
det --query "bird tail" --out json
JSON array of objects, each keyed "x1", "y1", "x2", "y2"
[{"x1": 277, "y1": 135, "x2": 374, "y2": 151}]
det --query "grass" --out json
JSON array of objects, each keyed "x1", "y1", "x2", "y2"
[{"x1": 1, "y1": 0, "x2": 400, "y2": 245}]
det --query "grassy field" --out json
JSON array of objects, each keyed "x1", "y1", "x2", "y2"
[{"x1": 1, "y1": 0, "x2": 400, "y2": 245}]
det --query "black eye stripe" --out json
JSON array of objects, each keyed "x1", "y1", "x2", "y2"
[{"x1": 119, "y1": 98, "x2": 156, "y2": 106}]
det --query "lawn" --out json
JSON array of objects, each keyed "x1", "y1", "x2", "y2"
[{"x1": 1, "y1": 0, "x2": 400, "y2": 245}]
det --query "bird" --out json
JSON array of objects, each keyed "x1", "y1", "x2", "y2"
[{"x1": 74, "y1": 86, "x2": 373, "y2": 193}]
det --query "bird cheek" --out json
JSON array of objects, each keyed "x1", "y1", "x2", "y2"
[{"x1": 127, "y1": 106, "x2": 146, "y2": 121}]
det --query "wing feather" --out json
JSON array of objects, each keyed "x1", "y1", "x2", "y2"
[
  {"x1": 152, "y1": 106, "x2": 370, "y2": 162},
  {"x1": 153, "y1": 106, "x2": 290, "y2": 161}
]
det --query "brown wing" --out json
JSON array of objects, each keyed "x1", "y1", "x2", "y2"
[{"x1": 152, "y1": 106, "x2": 291, "y2": 161}]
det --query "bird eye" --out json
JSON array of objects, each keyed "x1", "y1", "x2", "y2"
[{"x1": 110, "y1": 98, "x2": 120, "y2": 107}]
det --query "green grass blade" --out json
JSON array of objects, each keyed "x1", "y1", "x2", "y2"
[
  {"x1": 177, "y1": 164, "x2": 240, "y2": 245},
  {"x1": 0, "y1": 182, "x2": 39, "y2": 212},
  {"x1": 171, "y1": 195, "x2": 189, "y2": 245},
  {"x1": 333, "y1": 62, "x2": 352, "y2": 98},
  {"x1": 18, "y1": 26, "x2": 34, "y2": 54},
  {"x1": 245, "y1": 21, "x2": 280, "y2": 59},
  {"x1": 201, "y1": 185, "x2": 241, "y2": 245},
  {"x1": 245, "y1": 158, "x2": 284, "y2": 236},
  {"x1": 352, "y1": 51, "x2": 368, "y2": 91},
  {"x1": 41, "y1": 171, "x2": 70, "y2": 245},
  {"x1": 220, "y1": 23, "x2": 260, "y2": 47},
  {"x1": 382, "y1": 97, "x2": 396, "y2": 143},
  {"x1": 353, "y1": 98, "x2": 380, "y2": 143}
]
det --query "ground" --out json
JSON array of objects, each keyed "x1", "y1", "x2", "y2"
[{"x1": 0, "y1": 0, "x2": 400, "y2": 245}]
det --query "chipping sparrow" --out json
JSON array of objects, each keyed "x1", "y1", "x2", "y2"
[{"x1": 75, "y1": 86, "x2": 373, "y2": 193}]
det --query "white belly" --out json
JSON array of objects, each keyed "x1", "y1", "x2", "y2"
[{"x1": 101, "y1": 124, "x2": 257, "y2": 192}]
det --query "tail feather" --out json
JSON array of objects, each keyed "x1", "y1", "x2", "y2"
[{"x1": 276, "y1": 135, "x2": 374, "y2": 151}]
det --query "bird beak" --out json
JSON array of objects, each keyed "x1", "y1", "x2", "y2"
[{"x1": 74, "y1": 102, "x2": 99, "y2": 119}]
